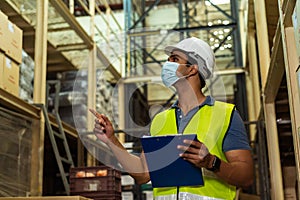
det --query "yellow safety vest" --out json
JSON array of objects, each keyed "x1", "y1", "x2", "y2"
[{"x1": 150, "y1": 101, "x2": 236, "y2": 200}]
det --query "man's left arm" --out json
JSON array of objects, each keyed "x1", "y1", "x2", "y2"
[
  {"x1": 211, "y1": 149, "x2": 254, "y2": 188},
  {"x1": 178, "y1": 110, "x2": 254, "y2": 188},
  {"x1": 178, "y1": 142, "x2": 253, "y2": 188},
  {"x1": 215, "y1": 110, "x2": 254, "y2": 188}
]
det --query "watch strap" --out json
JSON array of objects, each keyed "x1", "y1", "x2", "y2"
[{"x1": 207, "y1": 156, "x2": 221, "y2": 172}]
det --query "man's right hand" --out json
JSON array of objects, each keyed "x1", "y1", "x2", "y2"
[{"x1": 89, "y1": 109, "x2": 115, "y2": 144}]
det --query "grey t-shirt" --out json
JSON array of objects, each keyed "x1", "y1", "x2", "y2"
[{"x1": 172, "y1": 96, "x2": 251, "y2": 152}]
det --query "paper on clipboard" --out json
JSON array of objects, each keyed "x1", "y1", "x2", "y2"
[{"x1": 141, "y1": 134, "x2": 204, "y2": 188}]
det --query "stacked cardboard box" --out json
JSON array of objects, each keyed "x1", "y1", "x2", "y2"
[
  {"x1": 0, "y1": 107, "x2": 33, "y2": 196},
  {"x1": 61, "y1": 70, "x2": 87, "y2": 132},
  {"x1": 0, "y1": 52, "x2": 19, "y2": 96},
  {"x1": 19, "y1": 50, "x2": 34, "y2": 103},
  {"x1": 0, "y1": 10, "x2": 23, "y2": 97},
  {"x1": 0, "y1": 11, "x2": 9, "y2": 54},
  {"x1": 48, "y1": 70, "x2": 88, "y2": 131},
  {"x1": 96, "y1": 71, "x2": 118, "y2": 128}
]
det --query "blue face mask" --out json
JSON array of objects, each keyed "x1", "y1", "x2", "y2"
[{"x1": 161, "y1": 61, "x2": 189, "y2": 87}]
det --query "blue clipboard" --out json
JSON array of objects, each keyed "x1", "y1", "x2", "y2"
[{"x1": 141, "y1": 134, "x2": 204, "y2": 188}]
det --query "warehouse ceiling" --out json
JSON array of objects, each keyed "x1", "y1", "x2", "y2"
[
  {"x1": 122, "y1": 0, "x2": 245, "y2": 106},
  {"x1": 0, "y1": 1, "x2": 76, "y2": 72},
  {"x1": 0, "y1": 0, "x2": 249, "y2": 111},
  {"x1": 0, "y1": 0, "x2": 121, "y2": 81},
  {"x1": 0, "y1": 1, "x2": 239, "y2": 68}
]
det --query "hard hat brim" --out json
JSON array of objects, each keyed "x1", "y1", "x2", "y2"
[{"x1": 164, "y1": 45, "x2": 188, "y2": 56}]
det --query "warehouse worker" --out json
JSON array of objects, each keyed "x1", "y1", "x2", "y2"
[{"x1": 91, "y1": 37, "x2": 253, "y2": 200}]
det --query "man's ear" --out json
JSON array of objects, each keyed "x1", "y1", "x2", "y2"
[{"x1": 190, "y1": 65, "x2": 199, "y2": 76}]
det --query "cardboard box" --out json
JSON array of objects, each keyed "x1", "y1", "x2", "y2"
[
  {"x1": 0, "y1": 11, "x2": 22, "y2": 64},
  {"x1": 0, "y1": 52, "x2": 19, "y2": 96},
  {"x1": 6, "y1": 20, "x2": 23, "y2": 63},
  {"x1": 0, "y1": 11, "x2": 9, "y2": 53}
]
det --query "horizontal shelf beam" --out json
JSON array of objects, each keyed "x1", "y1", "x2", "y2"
[
  {"x1": 96, "y1": 47, "x2": 121, "y2": 80},
  {"x1": 49, "y1": 0, "x2": 93, "y2": 49},
  {"x1": 0, "y1": 89, "x2": 40, "y2": 119}
]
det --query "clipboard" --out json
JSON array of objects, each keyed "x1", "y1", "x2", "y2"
[{"x1": 141, "y1": 134, "x2": 204, "y2": 188}]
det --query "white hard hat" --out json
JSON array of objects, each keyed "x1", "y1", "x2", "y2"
[{"x1": 164, "y1": 37, "x2": 215, "y2": 79}]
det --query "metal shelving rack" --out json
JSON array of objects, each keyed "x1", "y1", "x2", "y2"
[
  {"x1": 247, "y1": 0, "x2": 300, "y2": 199},
  {"x1": 123, "y1": 0, "x2": 248, "y2": 119},
  {"x1": 0, "y1": 0, "x2": 122, "y2": 196},
  {"x1": 119, "y1": 0, "x2": 252, "y2": 199}
]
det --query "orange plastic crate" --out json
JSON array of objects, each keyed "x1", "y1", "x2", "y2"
[
  {"x1": 70, "y1": 166, "x2": 121, "y2": 179},
  {"x1": 70, "y1": 166, "x2": 122, "y2": 194}
]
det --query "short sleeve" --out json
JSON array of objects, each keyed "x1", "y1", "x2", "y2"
[{"x1": 222, "y1": 110, "x2": 251, "y2": 152}]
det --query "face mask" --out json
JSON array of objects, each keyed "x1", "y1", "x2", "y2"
[{"x1": 161, "y1": 61, "x2": 189, "y2": 87}]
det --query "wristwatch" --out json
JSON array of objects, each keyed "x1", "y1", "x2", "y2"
[{"x1": 207, "y1": 156, "x2": 221, "y2": 172}]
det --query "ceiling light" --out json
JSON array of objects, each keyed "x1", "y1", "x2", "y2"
[
  {"x1": 223, "y1": 20, "x2": 230, "y2": 25},
  {"x1": 224, "y1": 44, "x2": 232, "y2": 49}
]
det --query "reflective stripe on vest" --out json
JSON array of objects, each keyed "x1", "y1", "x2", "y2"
[
  {"x1": 150, "y1": 101, "x2": 236, "y2": 199},
  {"x1": 155, "y1": 192, "x2": 225, "y2": 200}
]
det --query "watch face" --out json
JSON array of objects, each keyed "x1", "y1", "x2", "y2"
[
  {"x1": 207, "y1": 156, "x2": 220, "y2": 172},
  {"x1": 210, "y1": 156, "x2": 221, "y2": 172},
  {"x1": 213, "y1": 157, "x2": 221, "y2": 171}
]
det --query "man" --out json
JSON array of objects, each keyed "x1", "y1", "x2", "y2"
[{"x1": 91, "y1": 37, "x2": 253, "y2": 199}]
